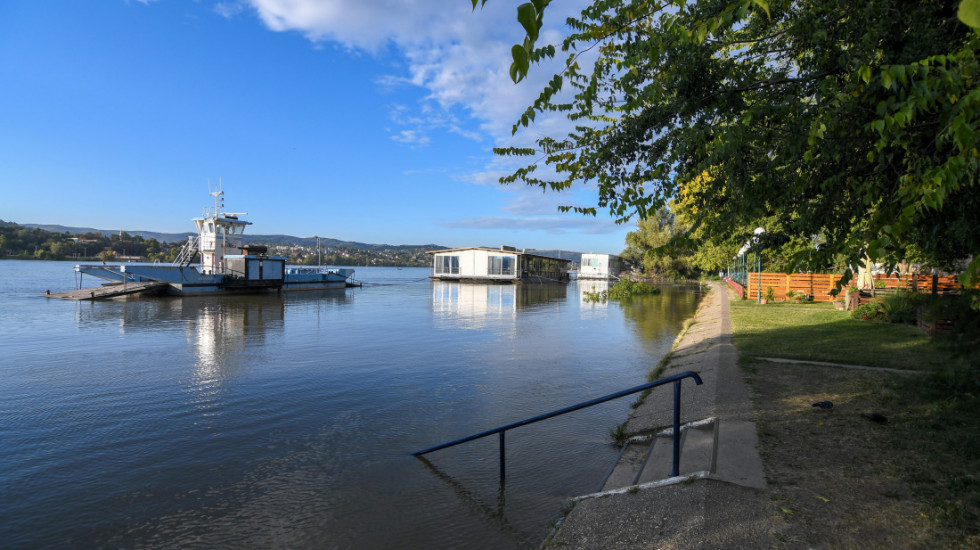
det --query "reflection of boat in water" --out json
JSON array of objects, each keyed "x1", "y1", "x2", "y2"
[{"x1": 57, "y1": 189, "x2": 354, "y2": 299}]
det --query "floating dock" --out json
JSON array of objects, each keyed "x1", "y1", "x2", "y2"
[{"x1": 45, "y1": 281, "x2": 169, "y2": 301}]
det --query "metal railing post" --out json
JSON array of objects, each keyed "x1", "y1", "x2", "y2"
[
  {"x1": 672, "y1": 380, "x2": 682, "y2": 477},
  {"x1": 499, "y1": 431, "x2": 506, "y2": 482}
]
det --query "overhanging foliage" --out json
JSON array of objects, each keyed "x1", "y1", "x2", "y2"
[{"x1": 486, "y1": 0, "x2": 980, "y2": 289}]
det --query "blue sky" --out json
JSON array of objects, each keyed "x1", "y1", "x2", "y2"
[{"x1": 0, "y1": 0, "x2": 631, "y2": 254}]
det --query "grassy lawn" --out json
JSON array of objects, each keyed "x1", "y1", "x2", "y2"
[
  {"x1": 730, "y1": 299, "x2": 980, "y2": 548},
  {"x1": 730, "y1": 301, "x2": 958, "y2": 370}
]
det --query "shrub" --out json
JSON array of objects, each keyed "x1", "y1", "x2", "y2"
[
  {"x1": 852, "y1": 300, "x2": 886, "y2": 321},
  {"x1": 881, "y1": 290, "x2": 922, "y2": 325},
  {"x1": 607, "y1": 278, "x2": 661, "y2": 300},
  {"x1": 764, "y1": 286, "x2": 775, "y2": 302}
]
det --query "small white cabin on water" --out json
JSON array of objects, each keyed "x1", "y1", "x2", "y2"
[
  {"x1": 578, "y1": 253, "x2": 625, "y2": 280},
  {"x1": 427, "y1": 246, "x2": 571, "y2": 283}
]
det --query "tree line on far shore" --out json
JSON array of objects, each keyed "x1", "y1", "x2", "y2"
[
  {"x1": 0, "y1": 221, "x2": 433, "y2": 267},
  {"x1": 0, "y1": 221, "x2": 172, "y2": 262}
]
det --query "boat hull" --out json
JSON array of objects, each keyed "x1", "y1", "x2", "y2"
[{"x1": 74, "y1": 264, "x2": 354, "y2": 296}]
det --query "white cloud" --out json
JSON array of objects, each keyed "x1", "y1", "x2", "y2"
[
  {"x1": 246, "y1": 0, "x2": 498, "y2": 51},
  {"x1": 244, "y1": 0, "x2": 591, "y2": 142},
  {"x1": 214, "y1": 2, "x2": 245, "y2": 18},
  {"x1": 391, "y1": 129, "x2": 430, "y2": 146}
]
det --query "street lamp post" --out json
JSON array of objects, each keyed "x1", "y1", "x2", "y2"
[{"x1": 753, "y1": 227, "x2": 766, "y2": 304}]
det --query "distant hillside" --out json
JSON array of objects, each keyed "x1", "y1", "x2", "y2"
[
  {"x1": 14, "y1": 222, "x2": 592, "y2": 263},
  {"x1": 19, "y1": 223, "x2": 448, "y2": 251}
]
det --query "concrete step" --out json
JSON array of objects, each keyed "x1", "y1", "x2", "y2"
[
  {"x1": 637, "y1": 421, "x2": 716, "y2": 483},
  {"x1": 595, "y1": 418, "x2": 718, "y2": 495}
]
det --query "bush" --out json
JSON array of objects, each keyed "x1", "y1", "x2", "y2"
[
  {"x1": 852, "y1": 300, "x2": 886, "y2": 321},
  {"x1": 607, "y1": 278, "x2": 661, "y2": 300},
  {"x1": 881, "y1": 290, "x2": 923, "y2": 325}
]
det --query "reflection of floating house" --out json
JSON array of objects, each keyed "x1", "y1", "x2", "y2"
[
  {"x1": 579, "y1": 253, "x2": 625, "y2": 280},
  {"x1": 427, "y1": 246, "x2": 571, "y2": 283}
]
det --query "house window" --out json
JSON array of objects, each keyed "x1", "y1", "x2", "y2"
[
  {"x1": 435, "y1": 255, "x2": 459, "y2": 275},
  {"x1": 488, "y1": 255, "x2": 515, "y2": 276}
]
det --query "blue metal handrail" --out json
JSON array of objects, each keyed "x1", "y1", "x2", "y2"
[{"x1": 412, "y1": 370, "x2": 703, "y2": 482}]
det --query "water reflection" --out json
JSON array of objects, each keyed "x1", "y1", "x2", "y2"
[
  {"x1": 186, "y1": 297, "x2": 285, "y2": 379},
  {"x1": 578, "y1": 280, "x2": 612, "y2": 308},
  {"x1": 432, "y1": 282, "x2": 568, "y2": 328},
  {"x1": 620, "y1": 284, "x2": 702, "y2": 353},
  {"x1": 71, "y1": 296, "x2": 185, "y2": 329},
  {"x1": 416, "y1": 456, "x2": 532, "y2": 548}
]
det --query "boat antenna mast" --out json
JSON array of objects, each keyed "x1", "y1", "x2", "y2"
[{"x1": 207, "y1": 178, "x2": 225, "y2": 219}]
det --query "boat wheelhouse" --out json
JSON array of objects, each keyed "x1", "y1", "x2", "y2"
[{"x1": 426, "y1": 246, "x2": 571, "y2": 283}]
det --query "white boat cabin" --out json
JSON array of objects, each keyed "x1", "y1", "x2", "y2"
[
  {"x1": 579, "y1": 253, "x2": 625, "y2": 280},
  {"x1": 427, "y1": 246, "x2": 571, "y2": 283}
]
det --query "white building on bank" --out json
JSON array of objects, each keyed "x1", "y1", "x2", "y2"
[
  {"x1": 578, "y1": 253, "x2": 625, "y2": 280},
  {"x1": 427, "y1": 246, "x2": 571, "y2": 283}
]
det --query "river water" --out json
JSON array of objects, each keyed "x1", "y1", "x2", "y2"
[{"x1": 0, "y1": 260, "x2": 701, "y2": 549}]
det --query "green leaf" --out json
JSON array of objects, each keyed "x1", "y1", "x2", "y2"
[
  {"x1": 859, "y1": 65, "x2": 871, "y2": 84},
  {"x1": 517, "y1": 3, "x2": 539, "y2": 43},
  {"x1": 751, "y1": 0, "x2": 771, "y2": 19},
  {"x1": 511, "y1": 44, "x2": 530, "y2": 81},
  {"x1": 959, "y1": 0, "x2": 980, "y2": 29},
  {"x1": 881, "y1": 71, "x2": 893, "y2": 89}
]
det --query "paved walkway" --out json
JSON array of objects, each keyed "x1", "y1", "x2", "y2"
[{"x1": 547, "y1": 282, "x2": 773, "y2": 548}]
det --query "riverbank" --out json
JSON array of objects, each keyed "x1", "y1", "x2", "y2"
[
  {"x1": 546, "y1": 282, "x2": 980, "y2": 548},
  {"x1": 546, "y1": 281, "x2": 772, "y2": 547}
]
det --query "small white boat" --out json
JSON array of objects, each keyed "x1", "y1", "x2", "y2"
[{"x1": 72, "y1": 189, "x2": 354, "y2": 297}]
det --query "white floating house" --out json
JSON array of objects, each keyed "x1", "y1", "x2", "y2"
[
  {"x1": 427, "y1": 246, "x2": 571, "y2": 283},
  {"x1": 578, "y1": 253, "x2": 625, "y2": 280}
]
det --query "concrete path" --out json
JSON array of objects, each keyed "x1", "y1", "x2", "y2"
[{"x1": 546, "y1": 282, "x2": 773, "y2": 548}]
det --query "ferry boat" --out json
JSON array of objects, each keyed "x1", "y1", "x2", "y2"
[{"x1": 70, "y1": 190, "x2": 354, "y2": 297}]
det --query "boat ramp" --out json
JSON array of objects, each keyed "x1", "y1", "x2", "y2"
[{"x1": 45, "y1": 281, "x2": 169, "y2": 301}]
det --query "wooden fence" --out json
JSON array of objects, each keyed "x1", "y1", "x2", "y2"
[
  {"x1": 745, "y1": 273, "x2": 842, "y2": 302},
  {"x1": 743, "y1": 272, "x2": 967, "y2": 302},
  {"x1": 871, "y1": 274, "x2": 962, "y2": 293}
]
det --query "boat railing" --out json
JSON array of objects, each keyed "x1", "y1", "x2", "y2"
[
  {"x1": 412, "y1": 370, "x2": 703, "y2": 482},
  {"x1": 173, "y1": 236, "x2": 199, "y2": 267}
]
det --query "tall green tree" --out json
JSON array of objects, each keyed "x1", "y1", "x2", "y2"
[
  {"x1": 490, "y1": 0, "x2": 980, "y2": 288},
  {"x1": 622, "y1": 207, "x2": 695, "y2": 278}
]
